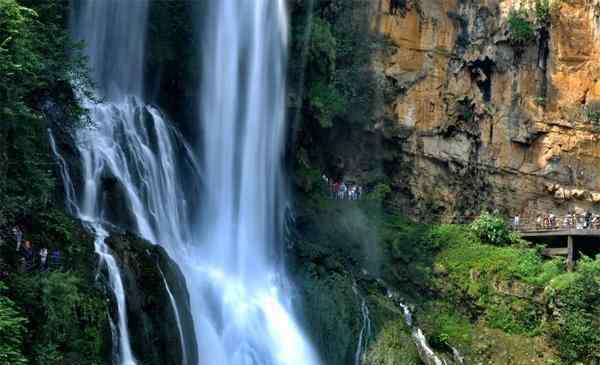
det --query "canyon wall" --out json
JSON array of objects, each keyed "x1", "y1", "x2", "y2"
[{"x1": 371, "y1": 0, "x2": 600, "y2": 220}]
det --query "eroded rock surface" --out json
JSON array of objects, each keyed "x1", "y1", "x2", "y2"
[{"x1": 370, "y1": 0, "x2": 600, "y2": 219}]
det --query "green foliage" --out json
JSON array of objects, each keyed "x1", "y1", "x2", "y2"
[
  {"x1": 366, "y1": 183, "x2": 391, "y2": 203},
  {"x1": 534, "y1": 0, "x2": 551, "y2": 26},
  {"x1": 6, "y1": 272, "x2": 108, "y2": 365},
  {"x1": 0, "y1": 282, "x2": 27, "y2": 365},
  {"x1": 0, "y1": 0, "x2": 90, "y2": 225},
  {"x1": 546, "y1": 257, "x2": 600, "y2": 364},
  {"x1": 583, "y1": 101, "x2": 600, "y2": 124},
  {"x1": 470, "y1": 212, "x2": 513, "y2": 246},
  {"x1": 507, "y1": 8, "x2": 536, "y2": 45},
  {"x1": 531, "y1": 95, "x2": 546, "y2": 107},
  {"x1": 301, "y1": 16, "x2": 345, "y2": 128},
  {"x1": 364, "y1": 319, "x2": 421, "y2": 365},
  {"x1": 291, "y1": 1, "x2": 383, "y2": 131},
  {"x1": 307, "y1": 16, "x2": 337, "y2": 77},
  {"x1": 452, "y1": 96, "x2": 474, "y2": 122},
  {"x1": 419, "y1": 301, "x2": 474, "y2": 352},
  {"x1": 308, "y1": 80, "x2": 347, "y2": 128},
  {"x1": 38, "y1": 272, "x2": 106, "y2": 363}
]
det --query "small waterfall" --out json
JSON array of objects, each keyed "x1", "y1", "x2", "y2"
[
  {"x1": 91, "y1": 223, "x2": 137, "y2": 365},
  {"x1": 48, "y1": 130, "x2": 78, "y2": 215},
  {"x1": 158, "y1": 268, "x2": 188, "y2": 365},
  {"x1": 385, "y1": 286, "x2": 462, "y2": 365},
  {"x1": 50, "y1": 131, "x2": 138, "y2": 365},
  {"x1": 352, "y1": 282, "x2": 372, "y2": 365}
]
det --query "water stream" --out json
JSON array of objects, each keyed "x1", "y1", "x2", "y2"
[
  {"x1": 352, "y1": 282, "x2": 372, "y2": 365},
  {"x1": 159, "y1": 268, "x2": 188, "y2": 365},
  {"x1": 91, "y1": 223, "x2": 137, "y2": 365},
  {"x1": 386, "y1": 286, "x2": 465, "y2": 365}
]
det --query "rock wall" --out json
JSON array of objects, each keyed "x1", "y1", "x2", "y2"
[{"x1": 370, "y1": 0, "x2": 600, "y2": 220}]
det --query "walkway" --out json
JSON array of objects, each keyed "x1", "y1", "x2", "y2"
[{"x1": 514, "y1": 221, "x2": 600, "y2": 271}]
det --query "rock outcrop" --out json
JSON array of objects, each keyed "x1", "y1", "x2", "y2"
[
  {"x1": 369, "y1": 0, "x2": 600, "y2": 219},
  {"x1": 105, "y1": 230, "x2": 198, "y2": 365}
]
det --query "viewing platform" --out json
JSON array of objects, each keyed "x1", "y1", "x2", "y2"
[{"x1": 514, "y1": 221, "x2": 600, "y2": 271}]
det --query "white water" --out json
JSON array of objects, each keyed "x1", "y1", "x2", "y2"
[
  {"x1": 57, "y1": 1, "x2": 322, "y2": 365},
  {"x1": 185, "y1": 2, "x2": 321, "y2": 364},
  {"x1": 92, "y1": 223, "x2": 137, "y2": 365},
  {"x1": 66, "y1": 1, "x2": 184, "y2": 364},
  {"x1": 159, "y1": 268, "x2": 188, "y2": 365},
  {"x1": 386, "y1": 287, "x2": 458, "y2": 365},
  {"x1": 352, "y1": 283, "x2": 372, "y2": 365},
  {"x1": 48, "y1": 131, "x2": 78, "y2": 215}
]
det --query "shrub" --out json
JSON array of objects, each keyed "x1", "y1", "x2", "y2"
[
  {"x1": 507, "y1": 8, "x2": 536, "y2": 45},
  {"x1": 0, "y1": 282, "x2": 27, "y2": 365},
  {"x1": 453, "y1": 96, "x2": 474, "y2": 123},
  {"x1": 547, "y1": 257, "x2": 600, "y2": 363},
  {"x1": 583, "y1": 101, "x2": 600, "y2": 124},
  {"x1": 308, "y1": 80, "x2": 347, "y2": 128},
  {"x1": 531, "y1": 95, "x2": 546, "y2": 107},
  {"x1": 366, "y1": 183, "x2": 391, "y2": 203},
  {"x1": 534, "y1": 0, "x2": 551, "y2": 26},
  {"x1": 470, "y1": 212, "x2": 512, "y2": 246}
]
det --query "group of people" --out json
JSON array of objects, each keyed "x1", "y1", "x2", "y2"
[
  {"x1": 519, "y1": 211, "x2": 600, "y2": 230},
  {"x1": 323, "y1": 175, "x2": 363, "y2": 200},
  {"x1": 11, "y1": 226, "x2": 61, "y2": 273}
]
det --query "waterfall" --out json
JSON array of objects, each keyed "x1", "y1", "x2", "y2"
[
  {"x1": 352, "y1": 282, "x2": 372, "y2": 365},
  {"x1": 64, "y1": 1, "x2": 198, "y2": 364},
  {"x1": 183, "y1": 1, "x2": 322, "y2": 364},
  {"x1": 91, "y1": 223, "x2": 137, "y2": 365},
  {"x1": 387, "y1": 288, "x2": 460, "y2": 365},
  {"x1": 53, "y1": 1, "x2": 322, "y2": 364},
  {"x1": 159, "y1": 268, "x2": 188, "y2": 365}
]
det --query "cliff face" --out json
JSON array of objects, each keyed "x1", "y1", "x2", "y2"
[{"x1": 372, "y1": 0, "x2": 600, "y2": 219}]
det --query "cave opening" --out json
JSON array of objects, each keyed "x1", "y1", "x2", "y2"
[{"x1": 469, "y1": 58, "x2": 494, "y2": 103}]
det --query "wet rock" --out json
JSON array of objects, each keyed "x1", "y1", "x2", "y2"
[{"x1": 105, "y1": 230, "x2": 198, "y2": 365}]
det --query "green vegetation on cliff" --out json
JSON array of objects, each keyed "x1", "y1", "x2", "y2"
[
  {"x1": 291, "y1": 187, "x2": 599, "y2": 364},
  {"x1": 0, "y1": 0, "x2": 89, "y2": 225},
  {"x1": 0, "y1": 1, "x2": 110, "y2": 364}
]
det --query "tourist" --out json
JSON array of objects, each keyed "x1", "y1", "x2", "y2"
[
  {"x1": 549, "y1": 213, "x2": 556, "y2": 229},
  {"x1": 585, "y1": 211, "x2": 592, "y2": 229},
  {"x1": 536, "y1": 215, "x2": 542, "y2": 229},
  {"x1": 358, "y1": 186, "x2": 363, "y2": 200},
  {"x1": 39, "y1": 248, "x2": 48, "y2": 271},
  {"x1": 49, "y1": 250, "x2": 62, "y2": 269},
  {"x1": 339, "y1": 182, "x2": 348, "y2": 200},
  {"x1": 12, "y1": 226, "x2": 23, "y2": 251},
  {"x1": 513, "y1": 215, "x2": 520, "y2": 230},
  {"x1": 543, "y1": 214, "x2": 549, "y2": 229},
  {"x1": 19, "y1": 240, "x2": 35, "y2": 272}
]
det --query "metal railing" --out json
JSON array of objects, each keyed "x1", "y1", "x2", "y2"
[{"x1": 511, "y1": 216, "x2": 600, "y2": 233}]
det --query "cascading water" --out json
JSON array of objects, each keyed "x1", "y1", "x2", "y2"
[
  {"x1": 184, "y1": 1, "x2": 322, "y2": 364},
  {"x1": 159, "y1": 267, "x2": 189, "y2": 365},
  {"x1": 92, "y1": 224, "x2": 137, "y2": 365},
  {"x1": 352, "y1": 282, "x2": 372, "y2": 365},
  {"x1": 55, "y1": 1, "x2": 322, "y2": 364},
  {"x1": 64, "y1": 1, "x2": 197, "y2": 364},
  {"x1": 385, "y1": 285, "x2": 464, "y2": 365}
]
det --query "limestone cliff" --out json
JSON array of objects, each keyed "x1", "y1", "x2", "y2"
[{"x1": 370, "y1": 0, "x2": 600, "y2": 220}]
